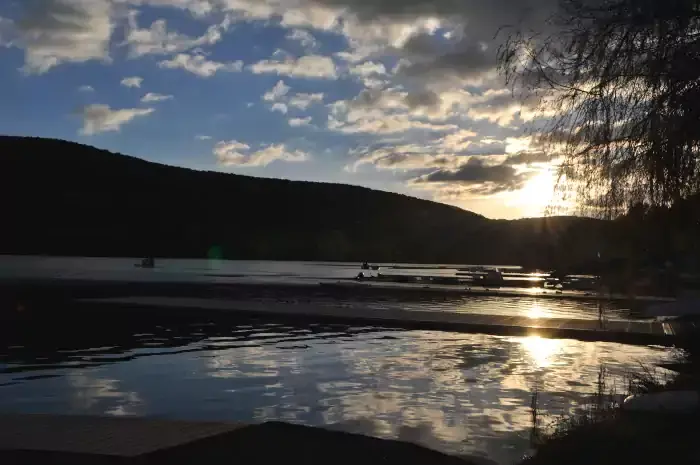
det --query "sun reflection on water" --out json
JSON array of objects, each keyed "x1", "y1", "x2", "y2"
[
  {"x1": 526, "y1": 303, "x2": 552, "y2": 320},
  {"x1": 520, "y1": 334, "x2": 563, "y2": 369}
]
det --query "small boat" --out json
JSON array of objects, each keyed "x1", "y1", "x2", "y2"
[{"x1": 474, "y1": 268, "x2": 504, "y2": 288}]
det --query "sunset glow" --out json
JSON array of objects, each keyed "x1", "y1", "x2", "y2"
[{"x1": 0, "y1": 0, "x2": 577, "y2": 219}]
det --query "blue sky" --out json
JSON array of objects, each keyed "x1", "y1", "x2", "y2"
[{"x1": 0, "y1": 0, "x2": 562, "y2": 219}]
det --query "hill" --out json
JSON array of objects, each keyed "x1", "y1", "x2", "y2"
[{"x1": 0, "y1": 136, "x2": 603, "y2": 266}]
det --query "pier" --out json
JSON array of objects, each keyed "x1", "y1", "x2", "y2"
[{"x1": 82, "y1": 296, "x2": 685, "y2": 346}]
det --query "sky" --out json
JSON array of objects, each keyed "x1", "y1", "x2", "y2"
[{"x1": 0, "y1": 0, "x2": 565, "y2": 219}]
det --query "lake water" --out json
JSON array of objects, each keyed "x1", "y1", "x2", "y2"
[
  {"x1": 0, "y1": 257, "x2": 676, "y2": 464},
  {"x1": 0, "y1": 256, "x2": 521, "y2": 283}
]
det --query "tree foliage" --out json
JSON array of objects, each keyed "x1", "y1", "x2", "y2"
[{"x1": 498, "y1": 0, "x2": 700, "y2": 217}]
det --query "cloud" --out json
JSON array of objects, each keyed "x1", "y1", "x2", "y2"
[
  {"x1": 124, "y1": 10, "x2": 230, "y2": 57},
  {"x1": 214, "y1": 140, "x2": 310, "y2": 167},
  {"x1": 414, "y1": 157, "x2": 536, "y2": 194},
  {"x1": 503, "y1": 151, "x2": 556, "y2": 166},
  {"x1": 141, "y1": 92, "x2": 173, "y2": 103},
  {"x1": 116, "y1": 0, "x2": 216, "y2": 17},
  {"x1": 0, "y1": 16, "x2": 14, "y2": 46},
  {"x1": 335, "y1": 87, "x2": 456, "y2": 122},
  {"x1": 78, "y1": 104, "x2": 154, "y2": 135},
  {"x1": 288, "y1": 92, "x2": 324, "y2": 109},
  {"x1": 397, "y1": 35, "x2": 497, "y2": 84},
  {"x1": 328, "y1": 113, "x2": 458, "y2": 135},
  {"x1": 350, "y1": 145, "x2": 466, "y2": 172},
  {"x1": 121, "y1": 76, "x2": 143, "y2": 88},
  {"x1": 436, "y1": 129, "x2": 479, "y2": 151},
  {"x1": 286, "y1": 29, "x2": 318, "y2": 50},
  {"x1": 8, "y1": 0, "x2": 113, "y2": 74},
  {"x1": 271, "y1": 103, "x2": 288, "y2": 114},
  {"x1": 78, "y1": 85, "x2": 95, "y2": 92},
  {"x1": 327, "y1": 89, "x2": 459, "y2": 134},
  {"x1": 349, "y1": 61, "x2": 387, "y2": 77},
  {"x1": 158, "y1": 53, "x2": 243, "y2": 77},
  {"x1": 249, "y1": 55, "x2": 337, "y2": 79},
  {"x1": 289, "y1": 117, "x2": 313, "y2": 127},
  {"x1": 299, "y1": 0, "x2": 557, "y2": 90},
  {"x1": 263, "y1": 80, "x2": 290, "y2": 102},
  {"x1": 311, "y1": 0, "x2": 555, "y2": 39}
]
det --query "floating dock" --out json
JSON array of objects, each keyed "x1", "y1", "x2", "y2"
[
  {"x1": 0, "y1": 275, "x2": 676, "y2": 304},
  {"x1": 82, "y1": 296, "x2": 686, "y2": 346}
]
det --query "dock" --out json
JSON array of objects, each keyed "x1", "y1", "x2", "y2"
[
  {"x1": 0, "y1": 414, "x2": 472, "y2": 465},
  {"x1": 0, "y1": 275, "x2": 677, "y2": 304},
  {"x1": 82, "y1": 296, "x2": 685, "y2": 346}
]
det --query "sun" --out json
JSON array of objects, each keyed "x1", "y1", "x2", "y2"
[{"x1": 514, "y1": 169, "x2": 556, "y2": 217}]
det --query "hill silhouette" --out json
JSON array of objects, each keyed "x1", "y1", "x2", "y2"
[{"x1": 0, "y1": 136, "x2": 603, "y2": 266}]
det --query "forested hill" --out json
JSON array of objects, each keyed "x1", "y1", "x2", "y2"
[{"x1": 0, "y1": 136, "x2": 603, "y2": 267}]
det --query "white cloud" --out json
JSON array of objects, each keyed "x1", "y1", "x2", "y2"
[
  {"x1": 289, "y1": 117, "x2": 312, "y2": 127},
  {"x1": 78, "y1": 104, "x2": 154, "y2": 135},
  {"x1": 124, "y1": 10, "x2": 230, "y2": 58},
  {"x1": 438, "y1": 129, "x2": 479, "y2": 151},
  {"x1": 288, "y1": 92, "x2": 324, "y2": 110},
  {"x1": 349, "y1": 146, "x2": 467, "y2": 172},
  {"x1": 158, "y1": 53, "x2": 243, "y2": 77},
  {"x1": 279, "y1": 4, "x2": 341, "y2": 30},
  {"x1": 214, "y1": 140, "x2": 309, "y2": 167},
  {"x1": 78, "y1": 85, "x2": 95, "y2": 92},
  {"x1": 327, "y1": 90, "x2": 459, "y2": 135},
  {"x1": 286, "y1": 29, "x2": 318, "y2": 50},
  {"x1": 121, "y1": 76, "x2": 143, "y2": 88},
  {"x1": 196, "y1": 134, "x2": 212, "y2": 140},
  {"x1": 141, "y1": 92, "x2": 173, "y2": 103},
  {"x1": 115, "y1": 0, "x2": 216, "y2": 17},
  {"x1": 349, "y1": 61, "x2": 386, "y2": 77},
  {"x1": 271, "y1": 103, "x2": 288, "y2": 114},
  {"x1": 9, "y1": 0, "x2": 113, "y2": 74},
  {"x1": 197, "y1": 0, "x2": 340, "y2": 32},
  {"x1": 263, "y1": 80, "x2": 290, "y2": 102},
  {"x1": 249, "y1": 55, "x2": 337, "y2": 79},
  {"x1": 329, "y1": 114, "x2": 458, "y2": 135}
]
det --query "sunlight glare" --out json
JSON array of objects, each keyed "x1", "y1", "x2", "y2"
[
  {"x1": 516, "y1": 169, "x2": 556, "y2": 216},
  {"x1": 527, "y1": 303, "x2": 547, "y2": 319},
  {"x1": 521, "y1": 335, "x2": 562, "y2": 369}
]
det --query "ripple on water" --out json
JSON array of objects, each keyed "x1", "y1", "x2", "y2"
[{"x1": 0, "y1": 314, "x2": 675, "y2": 465}]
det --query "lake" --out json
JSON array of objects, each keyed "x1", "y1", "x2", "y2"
[
  {"x1": 0, "y1": 257, "x2": 677, "y2": 464},
  {"x1": 0, "y1": 255, "x2": 521, "y2": 284}
]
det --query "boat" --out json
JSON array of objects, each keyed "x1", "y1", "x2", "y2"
[{"x1": 473, "y1": 268, "x2": 504, "y2": 288}]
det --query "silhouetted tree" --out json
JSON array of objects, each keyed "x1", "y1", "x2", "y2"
[{"x1": 499, "y1": 0, "x2": 700, "y2": 217}]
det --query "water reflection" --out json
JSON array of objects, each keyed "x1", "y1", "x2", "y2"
[
  {"x1": 0, "y1": 310, "x2": 674, "y2": 465},
  {"x1": 520, "y1": 335, "x2": 562, "y2": 369},
  {"x1": 525, "y1": 303, "x2": 550, "y2": 320}
]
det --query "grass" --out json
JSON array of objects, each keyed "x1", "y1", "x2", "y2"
[{"x1": 523, "y1": 347, "x2": 700, "y2": 465}]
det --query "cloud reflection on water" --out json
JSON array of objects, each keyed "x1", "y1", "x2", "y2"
[
  {"x1": 197, "y1": 330, "x2": 672, "y2": 464},
  {"x1": 0, "y1": 318, "x2": 674, "y2": 465}
]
